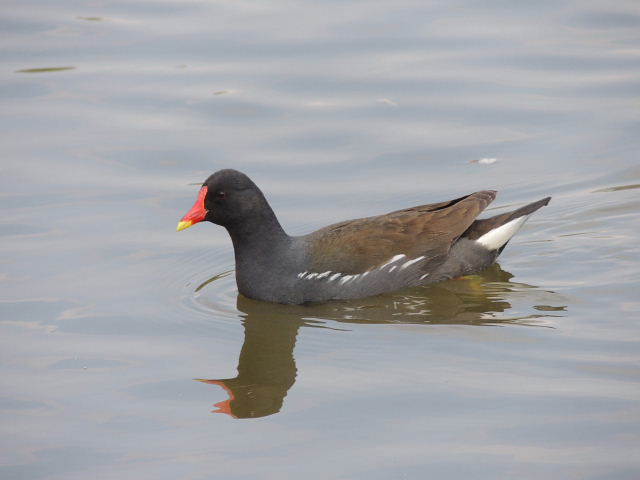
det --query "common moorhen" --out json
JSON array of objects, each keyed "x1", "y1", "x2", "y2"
[{"x1": 178, "y1": 169, "x2": 550, "y2": 304}]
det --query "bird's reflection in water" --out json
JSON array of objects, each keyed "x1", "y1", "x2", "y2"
[
  {"x1": 196, "y1": 315, "x2": 299, "y2": 419},
  {"x1": 196, "y1": 264, "x2": 566, "y2": 418}
]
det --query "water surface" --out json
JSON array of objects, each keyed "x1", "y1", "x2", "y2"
[{"x1": 1, "y1": 0, "x2": 640, "y2": 479}]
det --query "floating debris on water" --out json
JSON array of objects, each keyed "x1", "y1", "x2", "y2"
[
  {"x1": 213, "y1": 89, "x2": 238, "y2": 96},
  {"x1": 77, "y1": 16, "x2": 109, "y2": 22},
  {"x1": 377, "y1": 98, "x2": 398, "y2": 106},
  {"x1": 16, "y1": 66, "x2": 76, "y2": 74},
  {"x1": 592, "y1": 183, "x2": 640, "y2": 193},
  {"x1": 470, "y1": 157, "x2": 497, "y2": 165}
]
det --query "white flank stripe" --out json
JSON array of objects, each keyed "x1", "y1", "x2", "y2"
[
  {"x1": 340, "y1": 275, "x2": 354, "y2": 285},
  {"x1": 316, "y1": 271, "x2": 331, "y2": 279},
  {"x1": 400, "y1": 256, "x2": 425, "y2": 270},
  {"x1": 328, "y1": 273, "x2": 341, "y2": 282},
  {"x1": 419, "y1": 273, "x2": 430, "y2": 280},
  {"x1": 379, "y1": 254, "x2": 406, "y2": 270},
  {"x1": 306, "y1": 273, "x2": 318, "y2": 280},
  {"x1": 476, "y1": 215, "x2": 531, "y2": 250},
  {"x1": 297, "y1": 271, "x2": 307, "y2": 279}
]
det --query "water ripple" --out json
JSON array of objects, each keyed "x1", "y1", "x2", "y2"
[{"x1": 180, "y1": 261, "x2": 566, "y2": 331}]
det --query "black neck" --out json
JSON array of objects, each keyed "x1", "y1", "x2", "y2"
[{"x1": 226, "y1": 203, "x2": 290, "y2": 259}]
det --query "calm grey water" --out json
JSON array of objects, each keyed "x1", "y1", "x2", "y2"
[{"x1": 2, "y1": 1, "x2": 640, "y2": 479}]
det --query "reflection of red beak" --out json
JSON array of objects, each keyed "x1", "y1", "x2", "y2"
[
  {"x1": 213, "y1": 398, "x2": 235, "y2": 417},
  {"x1": 177, "y1": 186, "x2": 208, "y2": 231},
  {"x1": 194, "y1": 378, "x2": 238, "y2": 419}
]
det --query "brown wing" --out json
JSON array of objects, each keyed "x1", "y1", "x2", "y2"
[{"x1": 307, "y1": 190, "x2": 496, "y2": 274}]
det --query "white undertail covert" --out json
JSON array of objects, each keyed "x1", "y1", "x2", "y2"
[{"x1": 475, "y1": 214, "x2": 531, "y2": 251}]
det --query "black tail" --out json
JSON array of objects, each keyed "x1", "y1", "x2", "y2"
[{"x1": 463, "y1": 196, "x2": 551, "y2": 242}]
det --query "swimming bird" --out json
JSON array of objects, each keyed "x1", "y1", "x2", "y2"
[{"x1": 177, "y1": 169, "x2": 550, "y2": 304}]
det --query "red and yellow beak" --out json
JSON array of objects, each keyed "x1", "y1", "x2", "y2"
[{"x1": 177, "y1": 186, "x2": 208, "y2": 231}]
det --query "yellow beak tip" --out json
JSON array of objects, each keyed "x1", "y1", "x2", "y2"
[{"x1": 176, "y1": 221, "x2": 193, "y2": 232}]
